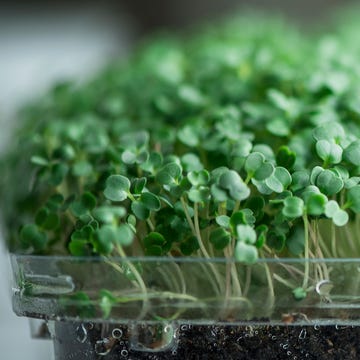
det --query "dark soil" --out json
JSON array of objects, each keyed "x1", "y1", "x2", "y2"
[{"x1": 53, "y1": 322, "x2": 360, "y2": 360}]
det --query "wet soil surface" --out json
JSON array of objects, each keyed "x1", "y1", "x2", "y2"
[{"x1": 54, "y1": 322, "x2": 360, "y2": 359}]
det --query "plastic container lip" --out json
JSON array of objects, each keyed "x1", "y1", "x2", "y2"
[{"x1": 10, "y1": 253, "x2": 360, "y2": 264}]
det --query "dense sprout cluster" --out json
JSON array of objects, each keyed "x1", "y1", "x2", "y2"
[{"x1": 2, "y1": 13, "x2": 360, "y2": 280}]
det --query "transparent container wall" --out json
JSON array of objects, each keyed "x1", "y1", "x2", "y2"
[{"x1": 10, "y1": 255, "x2": 360, "y2": 325}]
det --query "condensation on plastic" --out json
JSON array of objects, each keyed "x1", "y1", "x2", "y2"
[{"x1": 10, "y1": 255, "x2": 360, "y2": 326}]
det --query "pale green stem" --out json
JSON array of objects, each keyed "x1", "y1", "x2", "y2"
[
  {"x1": 181, "y1": 197, "x2": 224, "y2": 293},
  {"x1": 261, "y1": 251, "x2": 275, "y2": 305},
  {"x1": 115, "y1": 244, "x2": 149, "y2": 319},
  {"x1": 243, "y1": 266, "x2": 252, "y2": 297},
  {"x1": 331, "y1": 222, "x2": 338, "y2": 258},
  {"x1": 273, "y1": 273, "x2": 295, "y2": 289},
  {"x1": 302, "y1": 215, "x2": 310, "y2": 290}
]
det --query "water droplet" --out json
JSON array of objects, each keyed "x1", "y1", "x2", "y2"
[
  {"x1": 298, "y1": 329, "x2": 306, "y2": 340},
  {"x1": 164, "y1": 325, "x2": 171, "y2": 333},
  {"x1": 287, "y1": 351, "x2": 292, "y2": 356},
  {"x1": 180, "y1": 325, "x2": 188, "y2": 331},
  {"x1": 112, "y1": 328, "x2": 123, "y2": 339},
  {"x1": 283, "y1": 343, "x2": 289, "y2": 349},
  {"x1": 120, "y1": 349, "x2": 128, "y2": 357},
  {"x1": 172, "y1": 350, "x2": 177, "y2": 356},
  {"x1": 75, "y1": 324, "x2": 87, "y2": 343},
  {"x1": 314, "y1": 324, "x2": 320, "y2": 330},
  {"x1": 271, "y1": 336, "x2": 277, "y2": 340},
  {"x1": 95, "y1": 338, "x2": 112, "y2": 356},
  {"x1": 315, "y1": 279, "x2": 333, "y2": 296}
]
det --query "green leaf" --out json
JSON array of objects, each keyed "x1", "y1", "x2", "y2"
[
  {"x1": 94, "y1": 225, "x2": 115, "y2": 255},
  {"x1": 69, "y1": 239, "x2": 91, "y2": 256},
  {"x1": 282, "y1": 196, "x2": 304, "y2": 219},
  {"x1": 121, "y1": 149, "x2": 137, "y2": 164},
  {"x1": 218, "y1": 170, "x2": 250, "y2": 201},
  {"x1": 306, "y1": 193, "x2": 328, "y2": 216},
  {"x1": 245, "y1": 152, "x2": 265, "y2": 174},
  {"x1": 343, "y1": 140, "x2": 360, "y2": 166},
  {"x1": 316, "y1": 140, "x2": 342, "y2": 165},
  {"x1": 310, "y1": 166, "x2": 324, "y2": 185},
  {"x1": 209, "y1": 228, "x2": 231, "y2": 250},
  {"x1": 236, "y1": 224, "x2": 256, "y2": 244},
  {"x1": 332, "y1": 209, "x2": 349, "y2": 227},
  {"x1": 20, "y1": 224, "x2": 47, "y2": 251},
  {"x1": 132, "y1": 177, "x2": 147, "y2": 194},
  {"x1": 315, "y1": 169, "x2": 343, "y2": 196},
  {"x1": 156, "y1": 162, "x2": 182, "y2": 185},
  {"x1": 267, "y1": 230, "x2": 286, "y2": 252},
  {"x1": 117, "y1": 224, "x2": 134, "y2": 246},
  {"x1": 215, "y1": 215, "x2": 230, "y2": 228},
  {"x1": 187, "y1": 170, "x2": 210, "y2": 186},
  {"x1": 313, "y1": 121, "x2": 345, "y2": 142},
  {"x1": 178, "y1": 124, "x2": 200, "y2": 147},
  {"x1": 266, "y1": 118, "x2": 290, "y2": 137},
  {"x1": 324, "y1": 199, "x2": 349, "y2": 226},
  {"x1": 140, "y1": 151, "x2": 163, "y2": 174},
  {"x1": 49, "y1": 163, "x2": 69, "y2": 186},
  {"x1": 345, "y1": 176, "x2": 360, "y2": 189},
  {"x1": 131, "y1": 201, "x2": 150, "y2": 220},
  {"x1": 41, "y1": 212, "x2": 60, "y2": 230},
  {"x1": 72, "y1": 161, "x2": 93, "y2": 177},
  {"x1": 293, "y1": 287, "x2": 307, "y2": 300},
  {"x1": 143, "y1": 232, "x2": 166, "y2": 248},
  {"x1": 235, "y1": 242, "x2": 258, "y2": 264},
  {"x1": 276, "y1": 146, "x2": 296, "y2": 169},
  {"x1": 92, "y1": 206, "x2": 126, "y2": 223},
  {"x1": 181, "y1": 153, "x2": 203, "y2": 172},
  {"x1": 255, "y1": 224, "x2": 268, "y2": 248},
  {"x1": 265, "y1": 167, "x2": 292, "y2": 193},
  {"x1": 81, "y1": 192, "x2": 97, "y2": 210},
  {"x1": 30, "y1": 156, "x2": 49, "y2": 166},
  {"x1": 346, "y1": 185, "x2": 360, "y2": 213},
  {"x1": 324, "y1": 200, "x2": 340, "y2": 218},
  {"x1": 291, "y1": 170, "x2": 310, "y2": 192},
  {"x1": 210, "y1": 184, "x2": 228, "y2": 202},
  {"x1": 141, "y1": 192, "x2": 161, "y2": 211},
  {"x1": 188, "y1": 187, "x2": 210, "y2": 203},
  {"x1": 287, "y1": 227, "x2": 305, "y2": 255},
  {"x1": 245, "y1": 152, "x2": 274, "y2": 180},
  {"x1": 104, "y1": 175, "x2": 130, "y2": 202}
]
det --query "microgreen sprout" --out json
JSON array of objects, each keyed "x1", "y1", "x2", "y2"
[{"x1": 3, "y1": 10, "x2": 360, "y2": 320}]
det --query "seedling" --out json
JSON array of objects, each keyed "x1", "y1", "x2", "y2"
[{"x1": 3, "y1": 12, "x2": 360, "y2": 322}]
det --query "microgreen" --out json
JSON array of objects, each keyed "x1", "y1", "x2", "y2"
[{"x1": 4, "y1": 10, "x2": 360, "y2": 320}]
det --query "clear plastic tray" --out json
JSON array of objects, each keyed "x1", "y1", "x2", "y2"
[{"x1": 10, "y1": 254, "x2": 360, "y2": 326}]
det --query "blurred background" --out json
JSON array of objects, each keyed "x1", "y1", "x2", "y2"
[{"x1": 0, "y1": 0, "x2": 356, "y2": 359}]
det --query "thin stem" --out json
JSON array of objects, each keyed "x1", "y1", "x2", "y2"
[
  {"x1": 116, "y1": 244, "x2": 149, "y2": 319},
  {"x1": 180, "y1": 197, "x2": 224, "y2": 293},
  {"x1": 231, "y1": 262, "x2": 242, "y2": 297},
  {"x1": 331, "y1": 222, "x2": 338, "y2": 258},
  {"x1": 146, "y1": 218, "x2": 155, "y2": 232},
  {"x1": 302, "y1": 215, "x2": 310, "y2": 290},
  {"x1": 273, "y1": 273, "x2": 295, "y2": 289},
  {"x1": 261, "y1": 251, "x2": 275, "y2": 305},
  {"x1": 243, "y1": 266, "x2": 252, "y2": 297}
]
